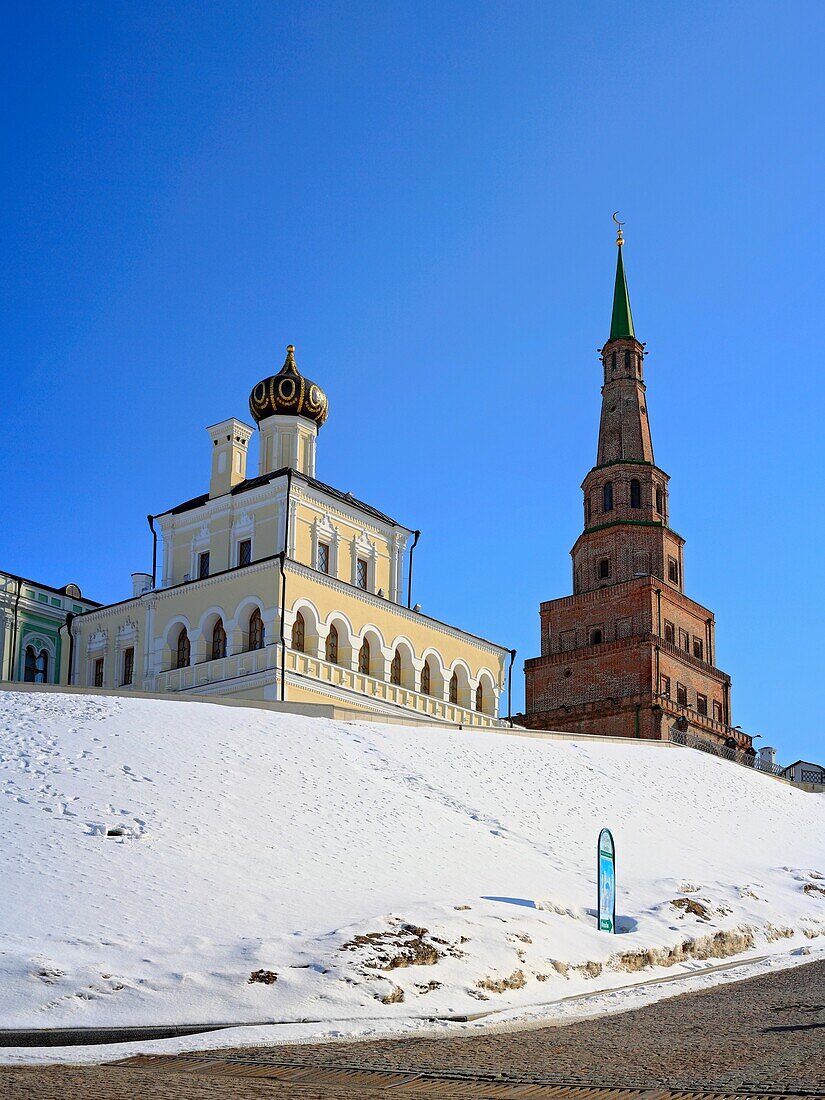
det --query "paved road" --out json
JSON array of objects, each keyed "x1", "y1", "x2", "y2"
[{"x1": 2, "y1": 959, "x2": 823, "y2": 1098}]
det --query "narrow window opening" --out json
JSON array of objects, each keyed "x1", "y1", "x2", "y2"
[
  {"x1": 175, "y1": 628, "x2": 190, "y2": 669},
  {"x1": 122, "y1": 647, "x2": 134, "y2": 686},
  {"x1": 590, "y1": 628, "x2": 603, "y2": 645},
  {"x1": 317, "y1": 542, "x2": 330, "y2": 575},
  {"x1": 211, "y1": 618, "x2": 227, "y2": 661},
  {"x1": 291, "y1": 611, "x2": 305, "y2": 652},
  {"x1": 391, "y1": 648, "x2": 402, "y2": 686},
  {"x1": 238, "y1": 539, "x2": 252, "y2": 567},
  {"x1": 248, "y1": 608, "x2": 264, "y2": 651},
  {"x1": 603, "y1": 481, "x2": 614, "y2": 512},
  {"x1": 356, "y1": 557, "x2": 368, "y2": 590},
  {"x1": 198, "y1": 551, "x2": 210, "y2": 579},
  {"x1": 358, "y1": 638, "x2": 370, "y2": 675},
  {"x1": 475, "y1": 682, "x2": 484, "y2": 711},
  {"x1": 325, "y1": 624, "x2": 339, "y2": 665},
  {"x1": 630, "y1": 479, "x2": 641, "y2": 508},
  {"x1": 94, "y1": 656, "x2": 104, "y2": 687},
  {"x1": 449, "y1": 670, "x2": 458, "y2": 703},
  {"x1": 598, "y1": 558, "x2": 610, "y2": 580},
  {"x1": 655, "y1": 488, "x2": 664, "y2": 514},
  {"x1": 420, "y1": 660, "x2": 431, "y2": 695}
]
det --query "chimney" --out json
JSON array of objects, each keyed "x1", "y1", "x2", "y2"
[
  {"x1": 207, "y1": 418, "x2": 254, "y2": 499},
  {"x1": 131, "y1": 572, "x2": 153, "y2": 597}
]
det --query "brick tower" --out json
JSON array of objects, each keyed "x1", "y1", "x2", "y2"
[{"x1": 523, "y1": 223, "x2": 751, "y2": 748}]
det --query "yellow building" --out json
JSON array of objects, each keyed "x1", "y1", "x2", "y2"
[{"x1": 69, "y1": 347, "x2": 509, "y2": 726}]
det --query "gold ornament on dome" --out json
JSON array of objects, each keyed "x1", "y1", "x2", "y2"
[{"x1": 248, "y1": 345, "x2": 329, "y2": 427}]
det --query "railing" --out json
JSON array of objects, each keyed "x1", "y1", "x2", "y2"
[
  {"x1": 669, "y1": 728, "x2": 785, "y2": 777},
  {"x1": 155, "y1": 644, "x2": 501, "y2": 728}
]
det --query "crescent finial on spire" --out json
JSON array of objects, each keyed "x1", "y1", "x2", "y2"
[{"x1": 612, "y1": 211, "x2": 625, "y2": 247}]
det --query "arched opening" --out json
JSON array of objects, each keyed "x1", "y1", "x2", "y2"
[
  {"x1": 211, "y1": 618, "x2": 227, "y2": 661},
  {"x1": 624, "y1": 349, "x2": 632, "y2": 371},
  {"x1": 390, "y1": 647, "x2": 402, "y2": 685},
  {"x1": 248, "y1": 608, "x2": 264, "y2": 651},
  {"x1": 420, "y1": 660, "x2": 430, "y2": 695},
  {"x1": 358, "y1": 638, "x2": 370, "y2": 675},
  {"x1": 175, "y1": 627, "x2": 191, "y2": 669},
  {"x1": 475, "y1": 682, "x2": 483, "y2": 711},
  {"x1": 655, "y1": 487, "x2": 664, "y2": 515},
  {"x1": 630, "y1": 478, "x2": 641, "y2": 509},
  {"x1": 291, "y1": 611, "x2": 305, "y2": 652},
  {"x1": 325, "y1": 624, "x2": 339, "y2": 664},
  {"x1": 24, "y1": 645, "x2": 37, "y2": 683},
  {"x1": 603, "y1": 482, "x2": 613, "y2": 512},
  {"x1": 449, "y1": 671, "x2": 459, "y2": 704}
]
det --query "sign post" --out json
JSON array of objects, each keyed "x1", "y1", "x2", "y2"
[{"x1": 597, "y1": 827, "x2": 616, "y2": 933}]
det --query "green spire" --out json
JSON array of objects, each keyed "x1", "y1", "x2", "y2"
[{"x1": 609, "y1": 231, "x2": 635, "y2": 341}]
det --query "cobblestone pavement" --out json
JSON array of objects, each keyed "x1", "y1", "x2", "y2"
[{"x1": 1, "y1": 960, "x2": 822, "y2": 1098}]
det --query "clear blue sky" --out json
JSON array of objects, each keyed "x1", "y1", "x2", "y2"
[{"x1": 2, "y1": 2, "x2": 823, "y2": 764}]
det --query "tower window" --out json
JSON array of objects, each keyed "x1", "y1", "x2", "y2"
[
  {"x1": 317, "y1": 542, "x2": 330, "y2": 574},
  {"x1": 598, "y1": 558, "x2": 610, "y2": 580},
  {"x1": 656, "y1": 488, "x2": 664, "y2": 514},
  {"x1": 630, "y1": 479, "x2": 641, "y2": 508},
  {"x1": 679, "y1": 629, "x2": 690, "y2": 652},
  {"x1": 693, "y1": 638, "x2": 704, "y2": 661},
  {"x1": 611, "y1": 351, "x2": 617, "y2": 370},
  {"x1": 198, "y1": 551, "x2": 210, "y2": 579},
  {"x1": 668, "y1": 558, "x2": 679, "y2": 584},
  {"x1": 660, "y1": 674, "x2": 671, "y2": 697},
  {"x1": 122, "y1": 646, "x2": 134, "y2": 686},
  {"x1": 358, "y1": 638, "x2": 370, "y2": 675},
  {"x1": 624, "y1": 349, "x2": 631, "y2": 370},
  {"x1": 713, "y1": 700, "x2": 723, "y2": 722},
  {"x1": 238, "y1": 539, "x2": 252, "y2": 567},
  {"x1": 291, "y1": 611, "x2": 305, "y2": 652},
  {"x1": 664, "y1": 620, "x2": 675, "y2": 644},
  {"x1": 590, "y1": 628, "x2": 603, "y2": 645},
  {"x1": 697, "y1": 693, "x2": 708, "y2": 716},
  {"x1": 676, "y1": 683, "x2": 688, "y2": 707},
  {"x1": 603, "y1": 482, "x2": 614, "y2": 512}
]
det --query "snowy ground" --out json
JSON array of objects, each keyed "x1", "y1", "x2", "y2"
[{"x1": 1, "y1": 690, "x2": 823, "y2": 1063}]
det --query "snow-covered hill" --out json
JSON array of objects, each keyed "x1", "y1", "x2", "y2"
[{"x1": 1, "y1": 689, "x2": 823, "y2": 1047}]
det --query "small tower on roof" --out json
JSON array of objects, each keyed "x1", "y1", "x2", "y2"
[{"x1": 249, "y1": 345, "x2": 329, "y2": 477}]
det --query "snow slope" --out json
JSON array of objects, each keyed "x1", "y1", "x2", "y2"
[{"x1": 1, "y1": 689, "x2": 823, "y2": 1046}]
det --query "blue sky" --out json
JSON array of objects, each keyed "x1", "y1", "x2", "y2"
[{"x1": 2, "y1": 2, "x2": 823, "y2": 763}]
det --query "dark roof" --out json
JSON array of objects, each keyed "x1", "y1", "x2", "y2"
[
  {"x1": 782, "y1": 759, "x2": 825, "y2": 773},
  {"x1": 158, "y1": 468, "x2": 409, "y2": 530}
]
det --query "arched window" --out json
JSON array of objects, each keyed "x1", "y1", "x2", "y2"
[
  {"x1": 390, "y1": 648, "x2": 402, "y2": 686},
  {"x1": 610, "y1": 351, "x2": 617, "y2": 371},
  {"x1": 475, "y1": 682, "x2": 483, "y2": 711},
  {"x1": 624, "y1": 349, "x2": 631, "y2": 371},
  {"x1": 249, "y1": 608, "x2": 264, "y2": 651},
  {"x1": 325, "y1": 624, "x2": 339, "y2": 664},
  {"x1": 603, "y1": 482, "x2": 614, "y2": 512},
  {"x1": 175, "y1": 627, "x2": 190, "y2": 669},
  {"x1": 449, "y1": 671, "x2": 459, "y2": 704},
  {"x1": 420, "y1": 660, "x2": 431, "y2": 695},
  {"x1": 35, "y1": 650, "x2": 49, "y2": 683},
  {"x1": 630, "y1": 479, "x2": 641, "y2": 509},
  {"x1": 211, "y1": 618, "x2": 227, "y2": 661},
  {"x1": 291, "y1": 611, "x2": 305, "y2": 652},
  {"x1": 24, "y1": 645, "x2": 37, "y2": 682},
  {"x1": 358, "y1": 638, "x2": 370, "y2": 675},
  {"x1": 655, "y1": 487, "x2": 664, "y2": 515}
]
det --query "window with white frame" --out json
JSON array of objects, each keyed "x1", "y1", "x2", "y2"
[
  {"x1": 356, "y1": 557, "x2": 368, "y2": 589},
  {"x1": 317, "y1": 542, "x2": 330, "y2": 574}
]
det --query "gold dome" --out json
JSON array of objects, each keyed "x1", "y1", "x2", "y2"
[{"x1": 248, "y1": 345, "x2": 329, "y2": 428}]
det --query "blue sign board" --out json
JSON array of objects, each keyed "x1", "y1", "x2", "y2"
[{"x1": 597, "y1": 827, "x2": 616, "y2": 933}]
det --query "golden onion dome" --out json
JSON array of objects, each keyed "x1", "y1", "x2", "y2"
[{"x1": 248, "y1": 345, "x2": 329, "y2": 428}]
